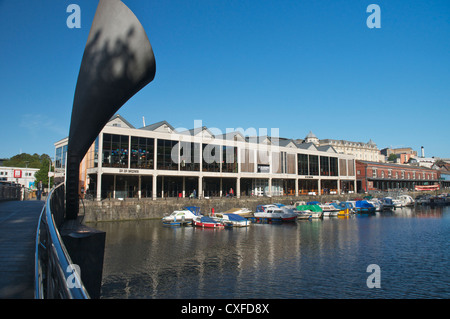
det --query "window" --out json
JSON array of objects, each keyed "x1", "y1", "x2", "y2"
[
  {"x1": 222, "y1": 146, "x2": 237, "y2": 173},
  {"x1": 372, "y1": 168, "x2": 377, "y2": 178},
  {"x1": 157, "y1": 139, "x2": 178, "y2": 170},
  {"x1": 180, "y1": 142, "x2": 200, "y2": 171},
  {"x1": 297, "y1": 154, "x2": 309, "y2": 175},
  {"x1": 309, "y1": 155, "x2": 319, "y2": 175},
  {"x1": 329, "y1": 157, "x2": 338, "y2": 176},
  {"x1": 320, "y1": 156, "x2": 329, "y2": 176},
  {"x1": 202, "y1": 143, "x2": 220, "y2": 172},
  {"x1": 130, "y1": 137, "x2": 154, "y2": 169},
  {"x1": 102, "y1": 133, "x2": 129, "y2": 168}
]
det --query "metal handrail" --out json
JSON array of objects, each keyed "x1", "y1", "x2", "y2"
[{"x1": 35, "y1": 183, "x2": 90, "y2": 299}]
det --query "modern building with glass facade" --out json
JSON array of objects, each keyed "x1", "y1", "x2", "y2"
[{"x1": 54, "y1": 115, "x2": 357, "y2": 200}]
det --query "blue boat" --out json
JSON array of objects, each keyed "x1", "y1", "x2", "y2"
[{"x1": 354, "y1": 200, "x2": 376, "y2": 215}]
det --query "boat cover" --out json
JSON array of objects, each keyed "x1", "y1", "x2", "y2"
[
  {"x1": 199, "y1": 216, "x2": 218, "y2": 223},
  {"x1": 296, "y1": 204, "x2": 323, "y2": 212},
  {"x1": 224, "y1": 213, "x2": 246, "y2": 221},
  {"x1": 185, "y1": 206, "x2": 201, "y2": 215},
  {"x1": 355, "y1": 200, "x2": 374, "y2": 208}
]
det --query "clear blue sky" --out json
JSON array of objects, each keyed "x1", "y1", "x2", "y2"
[{"x1": 1, "y1": 0, "x2": 449, "y2": 159}]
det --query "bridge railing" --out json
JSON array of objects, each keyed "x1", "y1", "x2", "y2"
[
  {"x1": 0, "y1": 182, "x2": 22, "y2": 201},
  {"x1": 35, "y1": 183, "x2": 90, "y2": 299}
]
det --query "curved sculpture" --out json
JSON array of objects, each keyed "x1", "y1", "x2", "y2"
[{"x1": 66, "y1": 0, "x2": 156, "y2": 219}]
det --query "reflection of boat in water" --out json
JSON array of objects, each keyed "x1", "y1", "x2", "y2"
[
  {"x1": 193, "y1": 216, "x2": 224, "y2": 228},
  {"x1": 162, "y1": 207, "x2": 201, "y2": 226}
]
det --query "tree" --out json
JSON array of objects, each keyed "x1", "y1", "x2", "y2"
[
  {"x1": 387, "y1": 154, "x2": 398, "y2": 162},
  {"x1": 35, "y1": 155, "x2": 54, "y2": 189}
]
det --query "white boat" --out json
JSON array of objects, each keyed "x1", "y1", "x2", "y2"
[
  {"x1": 295, "y1": 204, "x2": 323, "y2": 219},
  {"x1": 396, "y1": 195, "x2": 415, "y2": 207},
  {"x1": 253, "y1": 204, "x2": 297, "y2": 222},
  {"x1": 367, "y1": 199, "x2": 382, "y2": 212},
  {"x1": 320, "y1": 204, "x2": 340, "y2": 217},
  {"x1": 221, "y1": 207, "x2": 253, "y2": 217},
  {"x1": 215, "y1": 213, "x2": 251, "y2": 227},
  {"x1": 162, "y1": 208, "x2": 200, "y2": 225}
]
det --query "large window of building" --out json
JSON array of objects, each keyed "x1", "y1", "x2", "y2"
[
  {"x1": 130, "y1": 137, "x2": 154, "y2": 169},
  {"x1": 157, "y1": 139, "x2": 178, "y2": 170},
  {"x1": 180, "y1": 142, "x2": 200, "y2": 171},
  {"x1": 55, "y1": 144, "x2": 68, "y2": 169},
  {"x1": 202, "y1": 143, "x2": 220, "y2": 172},
  {"x1": 329, "y1": 157, "x2": 338, "y2": 176},
  {"x1": 298, "y1": 154, "x2": 308, "y2": 175},
  {"x1": 309, "y1": 155, "x2": 319, "y2": 175},
  {"x1": 102, "y1": 133, "x2": 129, "y2": 168},
  {"x1": 222, "y1": 146, "x2": 237, "y2": 173},
  {"x1": 320, "y1": 156, "x2": 330, "y2": 176}
]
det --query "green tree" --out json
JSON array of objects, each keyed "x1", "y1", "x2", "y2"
[{"x1": 387, "y1": 154, "x2": 398, "y2": 162}]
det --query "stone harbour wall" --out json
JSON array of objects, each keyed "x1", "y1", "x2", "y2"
[{"x1": 81, "y1": 194, "x2": 362, "y2": 223}]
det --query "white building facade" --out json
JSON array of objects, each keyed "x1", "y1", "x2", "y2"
[{"x1": 55, "y1": 115, "x2": 357, "y2": 201}]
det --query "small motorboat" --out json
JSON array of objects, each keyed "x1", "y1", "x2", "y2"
[
  {"x1": 161, "y1": 208, "x2": 200, "y2": 226},
  {"x1": 193, "y1": 216, "x2": 224, "y2": 228},
  {"x1": 296, "y1": 204, "x2": 323, "y2": 219},
  {"x1": 218, "y1": 213, "x2": 251, "y2": 227},
  {"x1": 252, "y1": 204, "x2": 297, "y2": 223}
]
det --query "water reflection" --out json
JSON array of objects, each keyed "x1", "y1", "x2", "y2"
[{"x1": 93, "y1": 206, "x2": 450, "y2": 299}]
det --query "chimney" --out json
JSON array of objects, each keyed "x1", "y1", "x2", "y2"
[{"x1": 421, "y1": 146, "x2": 424, "y2": 158}]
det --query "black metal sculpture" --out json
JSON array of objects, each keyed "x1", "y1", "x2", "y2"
[{"x1": 66, "y1": 0, "x2": 156, "y2": 219}]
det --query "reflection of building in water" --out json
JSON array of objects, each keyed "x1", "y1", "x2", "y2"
[{"x1": 55, "y1": 115, "x2": 357, "y2": 201}]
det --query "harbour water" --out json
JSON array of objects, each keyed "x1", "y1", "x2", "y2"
[{"x1": 93, "y1": 205, "x2": 450, "y2": 299}]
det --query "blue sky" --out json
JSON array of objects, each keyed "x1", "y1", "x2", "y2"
[{"x1": 0, "y1": 0, "x2": 449, "y2": 159}]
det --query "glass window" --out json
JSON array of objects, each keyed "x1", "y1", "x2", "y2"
[
  {"x1": 320, "y1": 156, "x2": 329, "y2": 176},
  {"x1": 297, "y1": 154, "x2": 308, "y2": 175},
  {"x1": 102, "y1": 133, "x2": 129, "y2": 168},
  {"x1": 329, "y1": 157, "x2": 338, "y2": 176},
  {"x1": 180, "y1": 142, "x2": 200, "y2": 171},
  {"x1": 131, "y1": 137, "x2": 154, "y2": 169},
  {"x1": 222, "y1": 146, "x2": 237, "y2": 173},
  {"x1": 309, "y1": 155, "x2": 319, "y2": 175},
  {"x1": 202, "y1": 143, "x2": 220, "y2": 172},
  {"x1": 157, "y1": 139, "x2": 178, "y2": 170}
]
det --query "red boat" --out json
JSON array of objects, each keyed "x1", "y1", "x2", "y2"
[{"x1": 193, "y1": 216, "x2": 224, "y2": 228}]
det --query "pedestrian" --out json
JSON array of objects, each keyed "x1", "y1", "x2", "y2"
[
  {"x1": 229, "y1": 187, "x2": 234, "y2": 197},
  {"x1": 37, "y1": 180, "x2": 43, "y2": 200}
]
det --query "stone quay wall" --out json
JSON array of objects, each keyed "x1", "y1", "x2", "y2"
[{"x1": 80, "y1": 190, "x2": 439, "y2": 223}]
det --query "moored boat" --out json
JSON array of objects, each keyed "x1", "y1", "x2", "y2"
[
  {"x1": 220, "y1": 207, "x2": 253, "y2": 217},
  {"x1": 320, "y1": 203, "x2": 340, "y2": 217},
  {"x1": 252, "y1": 204, "x2": 297, "y2": 223},
  {"x1": 354, "y1": 200, "x2": 376, "y2": 215},
  {"x1": 193, "y1": 216, "x2": 224, "y2": 228},
  {"x1": 296, "y1": 204, "x2": 323, "y2": 219},
  {"x1": 217, "y1": 213, "x2": 251, "y2": 227},
  {"x1": 161, "y1": 207, "x2": 201, "y2": 226}
]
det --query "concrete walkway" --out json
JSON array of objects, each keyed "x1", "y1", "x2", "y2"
[{"x1": 0, "y1": 200, "x2": 44, "y2": 298}]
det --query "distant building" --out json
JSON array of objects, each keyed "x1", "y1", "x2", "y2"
[
  {"x1": 380, "y1": 147, "x2": 417, "y2": 164},
  {"x1": 0, "y1": 166, "x2": 39, "y2": 189},
  {"x1": 356, "y1": 160, "x2": 440, "y2": 192},
  {"x1": 298, "y1": 131, "x2": 384, "y2": 162}
]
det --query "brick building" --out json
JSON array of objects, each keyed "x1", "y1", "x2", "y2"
[{"x1": 356, "y1": 160, "x2": 440, "y2": 193}]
